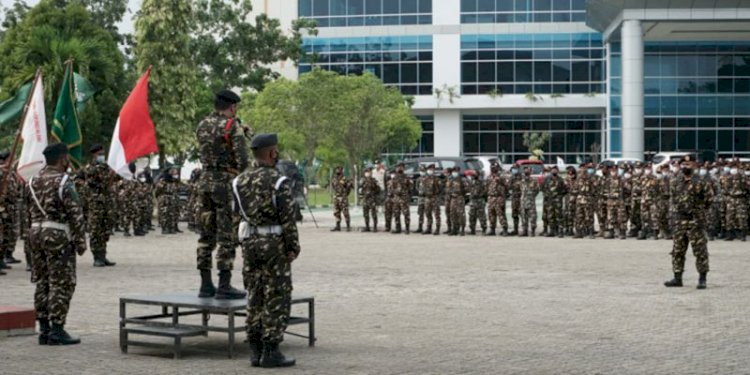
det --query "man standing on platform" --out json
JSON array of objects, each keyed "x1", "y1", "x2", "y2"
[
  {"x1": 233, "y1": 133, "x2": 298, "y2": 368},
  {"x1": 27, "y1": 143, "x2": 87, "y2": 345},
  {"x1": 80, "y1": 144, "x2": 116, "y2": 267},
  {"x1": 195, "y1": 89, "x2": 247, "y2": 300}
]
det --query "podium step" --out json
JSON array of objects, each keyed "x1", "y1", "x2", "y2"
[{"x1": 0, "y1": 306, "x2": 36, "y2": 338}]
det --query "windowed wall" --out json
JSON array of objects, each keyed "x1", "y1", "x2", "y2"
[
  {"x1": 463, "y1": 114, "x2": 602, "y2": 163},
  {"x1": 610, "y1": 42, "x2": 750, "y2": 158},
  {"x1": 300, "y1": 36, "x2": 433, "y2": 95},
  {"x1": 460, "y1": 0, "x2": 586, "y2": 24},
  {"x1": 383, "y1": 115, "x2": 434, "y2": 157},
  {"x1": 461, "y1": 33, "x2": 605, "y2": 95},
  {"x1": 299, "y1": 0, "x2": 432, "y2": 27}
]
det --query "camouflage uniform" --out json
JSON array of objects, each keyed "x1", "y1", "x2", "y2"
[
  {"x1": 628, "y1": 174, "x2": 643, "y2": 236},
  {"x1": 233, "y1": 163, "x2": 300, "y2": 345},
  {"x1": 509, "y1": 174, "x2": 523, "y2": 234},
  {"x1": 384, "y1": 177, "x2": 396, "y2": 232},
  {"x1": 706, "y1": 174, "x2": 722, "y2": 239},
  {"x1": 654, "y1": 176, "x2": 671, "y2": 239},
  {"x1": 603, "y1": 174, "x2": 627, "y2": 239},
  {"x1": 195, "y1": 111, "x2": 248, "y2": 271},
  {"x1": 670, "y1": 174, "x2": 711, "y2": 274},
  {"x1": 725, "y1": 173, "x2": 748, "y2": 238},
  {"x1": 563, "y1": 173, "x2": 578, "y2": 236},
  {"x1": 26, "y1": 166, "x2": 86, "y2": 325},
  {"x1": 467, "y1": 176, "x2": 487, "y2": 235},
  {"x1": 420, "y1": 173, "x2": 441, "y2": 235},
  {"x1": 155, "y1": 177, "x2": 181, "y2": 233},
  {"x1": 117, "y1": 178, "x2": 140, "y2": 235},
  {"x1": 79, "y1": 161, "x2": 115, "y2": 262},
  {"x1": 640, "y1": 174, "x2": 658, "y2": 239},
  {"x1": 575, "y1": 172, "x2": 595, "y2": 238},
  {"x1": 330, "y1": 174, "x2": 352, "y2": 229},
  {"x1": 593, "y1": 174, "x2": 607, "y2": 237},
  {"x1": 136, "y1": 178, "x2": 153, "y2": 233},
  {"x1": 187, "y1": 169, "x2": 202, "y2": 231},
  {"x1": 544, "y1": 173, "x2": 566, "y2": 237},
  {"x1": 519, "y1": 175, "x2": 539, "y2": 236},
  {"x1": 0, "y1": 168, "x2": 20, "y2": 264},
  {"x1": 486, "y1": 172, "x2": 509, "y2": 235},
  {"x1": 445, "y1": 175, "x2": 466, "y2": 235},
  {"x1": 359, "y1": 175, "x2": 381, "y2": 231},
  {"x1": 390, "y1": 173, "x2": 413, "y2": 233},
  {"x1": 415, "y1": 176, "x2": 425, "y2": 232}
]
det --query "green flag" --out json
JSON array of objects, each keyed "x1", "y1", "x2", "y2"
[
  {"x1": 73, "y1": 72, "x2": 96, "y2": 112},
  {"x1": 52, "y1": 63, "x2": 83, "y2": 166},
  {"x1": 0, "y1": 82, "x2": 32, "y2": 126}
]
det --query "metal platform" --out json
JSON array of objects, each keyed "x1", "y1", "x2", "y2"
[{"x1": 119, "y1": 292, "x2": 315, "y2": 359}]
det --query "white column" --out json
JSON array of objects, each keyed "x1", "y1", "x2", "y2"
[
  {"x1": 433, "y1": 0, "x2": 460, "y2": 25},
  {"x1": 434, "y1": 110, "x2": 461, "y2": 157},
  {"x1": 620, "y1": 19, "x2": 644, "y2": 160}
]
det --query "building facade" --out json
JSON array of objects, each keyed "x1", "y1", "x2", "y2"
[{"x1": 255, "y1": 0, "x2": 750, "y2": 162}]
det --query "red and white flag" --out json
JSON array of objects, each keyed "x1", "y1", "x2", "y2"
[
  {"x1": 108, "y1": 67, "x2": 158, "y2": 178},
  {"x1": 17, "y1": 74, "x2": 47, "y2": 181}
]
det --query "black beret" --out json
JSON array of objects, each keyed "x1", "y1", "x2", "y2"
[
  {"x1": 250, "y1": 133, "x2": 278, "y2": 150},
  {"x1": 43, "y1": 143, "x2": 68, "y2": 159},
  {"x1": 216, "y1": 89, "x2": 241, "y2": 104},
  {"x1": 90, "y1": 144, "x2": 104, "y2": 154},
  {"x1": 0, "y1": 151, "x2": 9, "y2": 160}
]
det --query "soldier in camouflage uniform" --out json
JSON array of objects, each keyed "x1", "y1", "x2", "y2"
[
  {"x1": 415, "y1": 166, "x2": 426, "y2": 233},
  {"x1": 603, "y1": 166, "x2": 627, "y2": 239},
  {"x1": 383, "y1": 172, "x2": 396, "y2": 232},
  {"x1": 116, "y1": 163, "x2": 141, "y2": 237},
  {"x1": 664, "y1": 161, "x2": 712, "y2": 290},
  {"x1": 724, "y1": 163, "x2": 748, "y2": 241},
  {"x1": 509, "y1": 164, "x2": 522, "y2": 235},
  {"x1": 187, "y1": 168, "x2": 202, "y2": 232},
  {"x1": 486, "y1": 164, "x2": 509, "y2": 236},
  {"x1": 135, "y1": 172, "x2": 153, "y2": 235},
  {"x1": 232, "y1": 134, "x2": 298, "y2": 368},
  {"x1": 466, "y1": 170, "x2": 487, "y2": 235},
  {"x1": 0, "y1": 151, "x2": 21, "y2": 270},
  {"x1": 704, "y1": 164, "x2": 722, "y2": 240},
  {"x1": 563, "y1": 166, "x2": 578, "y2": 237},
  {"x1": 446, "y1": 167, "x2": 466, "y2": 236},
  {"x1": 540, "y1": 167, "x2": 551, "y2": 236},
  {"x1": 654, "y1": 165, "x2": 671, "y2": 240},
  {"x1": 26, "y1": 143, "x2": 87, "y2": 345},
  {"x1": 639, "y1": 166, "x2": 657, "y2": 240},
  {"x1": 544, "y1": 166, "x2": 566, "y2": 238},
  {"x1": 390, "y1": 162, "x2": 413, "y2": 234},
  {"x1": 195, "y1": 89, "x2": 247, "y2": 300},
  {"x1": 359, "y1": 166, "x2": 381, "y2": 232},
  {"x1": 420, "y1": 164, "x2": 441, "y2": 235},
  {"x1": 519, "y1": 167, "x2": 539, "y2": 237},
  {"x1": 442, "y1": 168, "x2": 453, "y2": 234},
  {"x1": 155, "y1": 167, "x2": 182, "y2": 234},
  {"x1": 574, "y1": 165, "x2": 596, "y2": 239},
  {"x1": 592, "y1": 166, "x2": 607, "y2": 237},
  {"x1": 79, "y1": 144, "x2": 116, "y2": 267},
  {"x1": 330, "y1": 166, "x2": 352, "y2": 232},
  {"x1": 628, "y1": 164, "x2": 643, "y2": 237}
]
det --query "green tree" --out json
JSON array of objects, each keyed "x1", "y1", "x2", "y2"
[
  {"x1": 0, "y1": 0, "x2": 127, "y2": 151},
  {"x1": 135, "y1": 0, "x2": 200, "y2": 164},
  {"x1": 0, "y1": 0, "x2": 30, "y2": 43},
  {"x1": 522, "y1": 131, "x2": 551, "y2": 161}
]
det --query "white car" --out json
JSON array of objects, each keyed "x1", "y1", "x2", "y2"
[
  {"x1": 599, "y1": 157, "x2": 641, "y2": 168},
  {"x1": 651, "y1": 152, "x2": 697, "y2": 172},
  {"x1": 473, "y1": 156, "x2": 502, "y2": 179}
]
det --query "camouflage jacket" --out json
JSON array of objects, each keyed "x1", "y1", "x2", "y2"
[
  {"x1": 390, "y1": 174, "x2": 413, "y2": 199},
  {"x1": 196, "y1": 112, "x2": 249, "y2": 192},
  {"x1": 603, "y1": 175, "x2": 623, "y2": 200},
  {"x1": 564, "y1": 174, "x2": 578, "y2": 197},
  {"x1": 467, "y1": 177, "x2": 485, "y2": 200},
  {"x1": 543, "y1": 175, "x2": 566, "y2": 199},
  {"x1": 509, "y1": 174, "x2": 523, "y2": 198},
  {"x1": 80, "y1": 161, "x2": 115, "y2": 207},
  {"x1": 520, "y1": 175, "x2": 539, "y2": 204},
  {"x1": 359, "y1": 176, "x2": 381, "y2": 199},
  {"x1": 0, "y1": 167, "x2": 20, "y2": 218},
  {"x1": 155, "y1": 179, "x2": 180, "y2": 200},
  {"x1": 671, "y1": 174, "x2": 712, "y2": 220},
  {"x1": 233, "y1": 164, "x2": 300, "y2": 256},
  {"x1": 641, "y1": 176, "x2": 659, "y2": 201},
  {"x1": 725, "y1": 174, "x2": 748, "y2": 197},
  {"x1": 630, "y1": 175, "x2": 643, "y2": 199},
  {"x1": 25, "y1": 166, "x2": 86, "y2": 253},
  {"x1": 331, "y1": 175, "x2": 352, "y2": 199},
  {"x1": 575, "y1": 173, "x2": 594, "y2": 198},
  {"x1": 446, "y1": 176, "x2": 466, "y2": 198},
  {"x1": 420, "y1": 175, "x2": 440, "y2": 198},
  {"x1": 485, "y1": 173, "x2": 508, "y2": 198}
]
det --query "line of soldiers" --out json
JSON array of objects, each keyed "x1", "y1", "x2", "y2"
[{"x1": 338, "y1": 158, "x2": 750, "y2": 242}]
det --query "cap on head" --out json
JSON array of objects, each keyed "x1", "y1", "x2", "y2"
[
  {"x1": 90, "y1": 144, "x2": 104, "y2": 155},
  {"x1": 215, "y1": 89, "x2": 241, "y2": 105},
  {"x1": 250, "y1": 133, "x2": 278, "y2": 150},
  {"x1": 43, "y1": 143, "x2": 69, "y2": 164}
]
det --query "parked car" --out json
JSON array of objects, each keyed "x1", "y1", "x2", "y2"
[
  {"x1": 402, "y1": 157, "x2": 484, "y2": 178},
  {"x1": 651, "y1": 150, "x2": 716, "y2": 172},
  {"x1": 473, "y1": 156, "x2": 502, "y2": 179},
  {"x1": 514, "y1": 159, "x2": 545, "y2": 184},
  {"x1": 599, "y1": 158, "x2": 641, "y2": 169}
]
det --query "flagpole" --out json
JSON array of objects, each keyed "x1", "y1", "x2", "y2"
[{"x1": 0, "y1": 68, "x2": 42, "y2": 195}]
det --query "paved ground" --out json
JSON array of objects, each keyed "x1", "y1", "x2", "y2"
[{"x1": 2, "y1": 207, "x2": 750, "y2": 375}]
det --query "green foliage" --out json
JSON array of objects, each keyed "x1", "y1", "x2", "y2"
[
  {"x1": 524, "y1": 91, "x2": 542, "y2": 102},
  {"x1": 522, "y1": 132, "x2": 551, "y2": 161},
  {"x1": 0, "y1": 0, "x2": 127, "y2": 153},
  {"x1": 135, "y1": 0, "x2": 200, "y2": 158},
  {"x1": 487, "y1": 87, "x2": 502, "y2": 99},
  {"x1": 550, "y1": 93, "x2": 564, "y2": 98}
]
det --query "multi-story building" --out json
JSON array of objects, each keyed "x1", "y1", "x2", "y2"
[{"x1": 252, "y1": 0, "x2": 750, "y2": 163}]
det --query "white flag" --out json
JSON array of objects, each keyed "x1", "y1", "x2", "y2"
[
  {"x1": 556, "y1": 156, "x2": 566, "y2": 171},
  {"x1": 17, "y1": 75, "x2": 48, "y2": 181}
]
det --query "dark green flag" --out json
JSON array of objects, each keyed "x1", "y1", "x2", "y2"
[
  {"x1": 52, "y1": 63, "x2": 83, "y2": 166},
  {"x1": 0, "y1": 82, "x2": 32, "y2": 126}
]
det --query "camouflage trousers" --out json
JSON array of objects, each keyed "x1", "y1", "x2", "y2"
[
  {"x1": 332, "y1": 196, "x2": 350, "y2": 224},
  {"x1": 575, "y1": 197, "x2": 594, "y2": 236},
  {"x1": 707, "y1": 200, "x2": 722, "y2": 236},
  {"x1": 541, "y1": 196, "x2": 549, "y2": 228},
  {"x1": 445, "y1": 197, "x2": 452, "y2": 231},
  {"x1": 417, "y1": 198, "x2": 425, "y2": 227},
  {"x1": 596, "y1": 199, "x2": 607, "y2": 233},
  {"x1": 88, "y1": 204, "x2": 111, "y2": 258},
  {"x1": 468, "y1": 199, "x2": 487, "y2": 231},
  {"x1": 242, "y1": 234, "x2": 292, "y2": 344},
  {"x1": 640, "y1": 198, "x2": 654, "y2": 233},
  {"x1": 511, "y1": 196, "x2": 521, "y2": 221},
  {"x1": 630, "y1": 198, "x2": 642, "y2": 232},
  {"x1": 652, "y1": 199, "x2": 670, "y2": 236},
  {"x1": 0, "y1": 215, "x2": 17, "y2": 258},
  {"x1": 30, "y1": 228, "x2": 76, "y2": 325},
  {"x1": 196, "y1": 190, "x2": 236, "y2": 271},
  {"x1": 671, "y1": 219, "x2": 709, "y2": 274},
  {"x1": 606, "y1": 199, "x2": 627, "y2": 235},
  {"x1": 725, "y1": 196, "x2": 749, "y2": 231},
  {"x1": 487, "y1": 196, "x2": 508, "y2": 231},
  {"x1": 158, "y1": 196, "x2": 179, "y2": 230},
  {"x1": 564, "y1": 196, "x2": 577, "y2": 233},
  {"x1": 449, "y1": 196, "x2": 466, "y2": 233},
  {"x1": 392, "y1": 196, "x2": 410, "y2": 230},
  {"x1": 521, "y1": 201, "x2": 537, "y2": 233},
  {"x1": 362, "y1": 196, "x2": 378, "y2": 229},
  {"x1": 423, "y1": 196, "x2": 441, "y2": 232},
  {"x1": 119, "y1": 199, "x2": 139, "y2": 232},
  {"x1": 546, "y1": 196, "x2": 563, "y2": 233}
]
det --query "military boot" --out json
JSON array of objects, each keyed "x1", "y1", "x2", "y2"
[
  {"x1": 103, "y1": 256, "x2": 116, "y2": 266},
  {"x1": 404, "y1": 224, "x2": 410, "y2": 235},
  {"x1": 459, "y1": 227, "x2": 465, "y2": 236},
  {"x1": 540, "y1": 227, "x2": 548, "y2": 236},
  {"x1": 134, "y1": 228, "x2": 146, "y2": 236},
  {"x1": 260, "y1": 342, "x2": 295, "y2": 368},
  {"x1": 664, "y1": 272, "x2": 683, "y2": 287},
  {"x1": 345, "y1": 220, "x2": 351, "y2": 232},
  {"x1": 330, "y1": 223, "x2": 341, "y2": 232},
  {"x1": 530, "y1": 227, "x2": 536, "y2": 237},
  {"x1": 488, "y1": 228, "x2": 496, "y2": 236},
  {"x1": 605, "y1": 231, "x2": 615, "y2": 239},
  {"x1": 198, "y1": 270, "x2": 216, "y2": 298},
  {"x1": 372, "y1": 222, "x2": 378, "y2": 233},
  {"x1": 25, "y1": 251, "x2": 32, "y2": 272},
  {"x1": 546, "y1": 228, "x2": 556, "y2": 238},
  {"x1": 215, "y1": 270, "x2": 246, "y2": 300},
  {"x1": 469, "y1": 227, "x2": 476, "y2": 235},
  {"x1": 501, "y1": 227, "x2": 509, "y2": 237},
  {"x1": 415, "y1": 224, "x2": 423, "y2": 234},
  {"x1": 697, "y1": 272, "x2": 707, "y2": 290},
  {"x1": 724, "y1": 230, "x2": 734, "y2": 241},
  {"x1": 363, "y1": 224, "x2": 371, "y2": 232},
  {"x1": 740, "y1": 230, "x2": 747, "y2": 242},
  {"x1": 509, "y1": 220, "x2": 519, "y2": 236},
  {"x1": 392, "y1": 223, "x2": 402, "y2": 234},
  {"x1": 5, "y1": 255, "x2": 20, "y2": 264},
  {"x1": 433, "y1": 226, "x2": 440, "y2": 235},
  {"x1": 422, "y1": 225, "x2": 431, "y2": 235},
  {"x1": 48, "y1": 323, "x2": 81, "y2": 345},
  {"x1": 249, "y1": 337, "x2": 262, "y2": 367},
  {"x1": 93, "y1": 254, "x2": 106, "y2": 267},
  {"x1": 123, "y1": 230, "x2": 131, "y2": 237},
  {"x1": 38, "y1": 319, "x2": 50, "y2": 345},
  {"x1": 637, "y1": 230, "x2": 647, "y2": 240}
]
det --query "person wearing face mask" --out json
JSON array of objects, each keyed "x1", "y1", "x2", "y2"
[
  {"x1": 664, "y1": 161, "x2": 712, "y2": 290},
  {"x1": 390, "y1": 162, "x2": 413, "y2": 234},
  {"x1": 723, "y1": 163, "x2": 748, "y2": 241},
  {"x1": 603, "y1": 166, "x2": 627, "y2": 240},
  {"x1": 562, "y1": 166, "x2": 578, "y2": 237},
  {"x1": 542, "y1": 166, "x2": 566, "y2": 238},
  {"x1": 592, "y1": 166, "x2": 608, "y2": 238},
  {"x1": 27, "y1": 143, "x2": 88, "y2": 345},
  {"x1": 420, "y1": 164, "x2": 441, "y2": 235},
  {"x1": 638, "y1": 164, "x2": 658, "y2": 240},
  {"x1": 445, "y1": 167, "x2": 467, "y2": 236},
  {"x1": 359, "y1": 166, "x2": 381, "y2": 232},
  {"x1": 384, "y1": 170, "x2": 397, "y2": 232},
  {"x1": 703, "y1": 163, "x2": 722, "y2": 241},
  {"x1": 466, "y1": 170, "x2": 487, "y2": 235},
  {"x1": 509, "y1": 163, "x2": 523, "y2": 235},
  {"x1": 116, "y1": 163, "x2": 141, "y2": 237},
  {"x1": 78, "y1": 144, "x2": 117, "y2": 268},
  {"x1": 442, "y1": 168, "x2": 453, "y2": 234},
  {"x1": 0, "y1": 151, "x2": 21, "y2": 272},
  {"x1": 628, "y1": 162, "x2": 644, "y2": 238},
  {"x1": 653, "y1": 165, "x2": 673, "y2": 240},
  {"x1": 195, "y1": 89, "x2": 248, "y2": 300},
  {"x1": 135, "y1": 171, "x2": 154, "y2": 235},
  {"x1": 574, "y1": 163, "x2": 596, "y2": 239},
  {"x1": 232, "y1": 133, "x2": 299, "y2": 367},
  {"x1": 519, "y1": 166, "x2": 540, "y2": 237},
  {"x1": 540, "y1": 167, "x2": 552, "y2": 236},
  {"x1": 486, "y1": 164, "x2": 510, "y2": 236},
  {"x1": 155, "y1": 167, "x2": 182, "y2": 234},
  {"x1": 329, "y1": 166, "x2": 353, "y2": 232}
]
